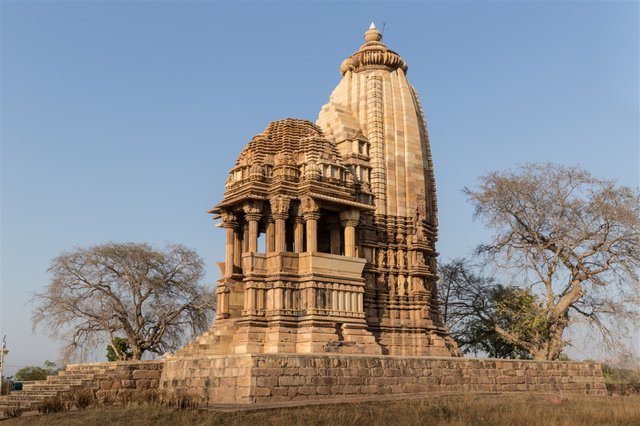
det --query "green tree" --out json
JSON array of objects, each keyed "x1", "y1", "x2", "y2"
[
  {"x1": 439, "y1": 259, "x2": 534, "y2": 359},
  {"x1": 14, "y1": 360, "x2": 59, "y2": 381},
  {"x1": 106, "y1": 337, "x2": 133, "y2": 362}
]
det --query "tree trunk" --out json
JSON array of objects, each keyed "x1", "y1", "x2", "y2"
[
  {"x1": 131, "y1": 346, "x2": 143, "y2": 360},
  {"x1": 531, "y1": 321, "x2": 567, "y2": 361}
]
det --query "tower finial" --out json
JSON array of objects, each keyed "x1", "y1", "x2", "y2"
[{"x1": 364, "y1": 22, "x2": 382, "y2": 42}]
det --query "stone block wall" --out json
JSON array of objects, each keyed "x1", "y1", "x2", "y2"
[
  {"x1": 161, "y1": 356, "x2": 254, "y2": 404},
  {"x1": 64, "y1": 360, "x2": 164, "y2": 403},
  {"x1": 160, "y1": 354, "x2": 606, "y2": 404}
]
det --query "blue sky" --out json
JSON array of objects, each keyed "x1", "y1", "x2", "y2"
[{"x1": 1, "y1": 1, "x2": 638, "y2": 373}]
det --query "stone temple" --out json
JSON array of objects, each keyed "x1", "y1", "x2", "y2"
[
  {"x1": 156, "y1": 25, "x2": 603, "y2": 405},
  {"x1": 0, "y1": 25, "x2": 606, "y2": 413},
  {"x1": 175, "y1": 23, "x2": 459, "y2": 358}
]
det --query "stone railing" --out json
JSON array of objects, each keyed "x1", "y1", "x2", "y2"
[{"x1": 242, "y1": 252, "x2": 365, "y2": 281}]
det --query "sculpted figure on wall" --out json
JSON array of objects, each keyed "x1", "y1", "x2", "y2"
[
  {"x1": 387, "y1": 249, "x2": 396, "y2": 268},
  {"x1": 377, "y1": 249, "x2": 386, "y2": 268},
  {"x1": 397, "y1": 250, "x2": 406, "y2": 269}
]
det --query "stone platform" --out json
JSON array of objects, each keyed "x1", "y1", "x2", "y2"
[{"x1": 159, "y1": 353, "x2": 606, "y2": 404}]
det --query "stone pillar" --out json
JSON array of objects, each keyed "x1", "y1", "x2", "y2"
[
  {"x1": 216, "y1": 286, "x2": 230, "y2": 319},
  {"x1": 343, "y1": 222, "x2": 356, "y2": 257},
  {"x1": 266, "y1": 218, "x2": 275, "y2": 253},
  {"x1": 340, "y1": 210, "x2": 360, "y2": 257},
  {"x1": 233, "y1": 226, "x2": 242, "y2": 271},
  {"x1": 221, "y1": 211, "x2": 237, "y2": 277},
  {"x1": 242, "y1": 222, "x2": 249, "y2": 253},
  {"x1": 270, "y1": 196, "x2": 290, "y2": 253},
  {"x1": 243, "y1": 201, "x2": 263, "y2": 253},
  {"x1": 300, "y1": 196, "x2": 320, "y2": 253},
  {"x1": 332, "y1": 289, "x2": 338, "y2": 312},
  {"x1": 247, "y1": 217, "x2": 259, "y2": 252},
  {"x1": 274, "y1": 287, "x2": 283, "y2": 310},
  {"x1": 275, "y1": 218, "x2": 286, "y2": 253},
  {"x1": 294, "y1": 216, "x2": 305, "y2": 253},
  {"x1": 256, "y1": 288, "x2": 264, "y2": 311},
  {"x1": 243, "y1": 287, "x2": 251, "y2": 311}
]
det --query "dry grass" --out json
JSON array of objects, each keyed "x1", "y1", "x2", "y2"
[{"x1": 3, "y1": 393, "x2": 639, "y2": 426}]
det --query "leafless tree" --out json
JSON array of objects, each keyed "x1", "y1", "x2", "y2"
[
  {"x1": 464, "y1": 163, "x2": 640, "y2": 360},
  {"x1": 32, "y1": 243, "x2": 216, "y2": 361}
]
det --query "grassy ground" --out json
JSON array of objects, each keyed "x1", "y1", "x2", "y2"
[{"x1": 3, "y1": 393, "x2": 640, "y2": 426}]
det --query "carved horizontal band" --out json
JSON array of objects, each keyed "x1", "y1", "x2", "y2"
[{"x1": 340, "y1": 49, "x2": 408, "y2": 76}]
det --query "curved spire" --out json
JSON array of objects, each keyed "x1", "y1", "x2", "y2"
[{"x1": 339, "y1": 24, "x2": 407, "y2": 76}]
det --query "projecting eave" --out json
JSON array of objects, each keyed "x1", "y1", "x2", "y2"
[
  {"x1": 307, "y1": 192, "x2": 376, "y2": 211},
  {"x1": 209, "y1": 193, "x2": 268, "y2": 215}
]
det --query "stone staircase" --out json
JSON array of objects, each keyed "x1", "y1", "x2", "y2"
[
  {"x1": 0, "y1": 363, "x2": 110, "y2": 414},
  {"x1": 166, "y1": 323, "x2": 237, "y2": 358}
]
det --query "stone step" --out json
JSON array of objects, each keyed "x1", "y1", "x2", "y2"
[
  {"x1": 0, "y1": 361, "x2": 136, "y2": 416},
  {"x1": 63, "y1": 368, "x2": 108, "y2": 375},
  {"x1": 61, "y1": 366, "x2": 107, "y2": 371},
  {"x1": 43, "y1": 378, "x2": 85, "y2": 385},
  {"x1": 45, "y1": 377, "x2": 96, "y2": 384},
  {"x1": 55, "y1": 370, "x2": 106, "y2": 379},
  {"x1": 30, "y1": 381, "x2": 86, "y2": 389},
  {"x1": 0, "y1": 401, "x2": 40, "y2": 411},
  {"x1": 22, "y1": 385, "x2": 72, "y2": 392},
  {"x1": 12, "y1": 390, "x2": 59, "y2": 397},
  {"x1": 3, "y1": 395, "x2": 47, "y2": 402}
]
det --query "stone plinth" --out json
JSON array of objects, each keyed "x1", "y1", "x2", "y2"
[{"x1": 160, "y1": 354, "x2": 607, "y2": 404}]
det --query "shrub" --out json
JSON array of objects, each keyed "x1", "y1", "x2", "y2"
[
  {"x1": 159, "y1": 391, "x2": 202, "y2": 410},
  {"x1": 71, "y1": 389, "x2": 95, "y2": 410},
  {"x1": 3, "y1": 405, "x2": 25, "y2": 418},
  {"x1": 428, "y1": 401, "x2": 454, "y2": 420},
  {"x1": 38, "y1": 395, "x2": 66, "y2": 414},
  {"x1": 602, "y1": 364, "x2": 640, "y2": 384}
]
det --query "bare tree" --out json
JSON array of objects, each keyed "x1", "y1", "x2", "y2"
[
  {"x1": 464, "y1": 163, "x2": 640, "y2": 360},
  {"x1": 32, "y1": 243, "x2": 216, "y2": 360}
]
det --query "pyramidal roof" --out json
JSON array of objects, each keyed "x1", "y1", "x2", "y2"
[{"x1": 234, "y1": 118, "x2": 343, "y2": 168}]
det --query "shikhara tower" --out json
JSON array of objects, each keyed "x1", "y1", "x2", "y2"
[{"x1": 174, "y1": 24, "x2": 459, "y2": 358}]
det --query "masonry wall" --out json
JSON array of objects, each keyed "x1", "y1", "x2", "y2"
[
  {"x1": 63, "y1": 360, "x2": 164, "y2": 403},
  {"x1": 160, "y1": 354, "x2": 607, "y2": 404}
]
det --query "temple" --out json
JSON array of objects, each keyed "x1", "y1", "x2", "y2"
[
  {"x1": 0, "y1": 26, "x2": 607, "y2": 414},
  {"x1": 175, "y1": 23, "x2": 459, "y2": 358}
]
